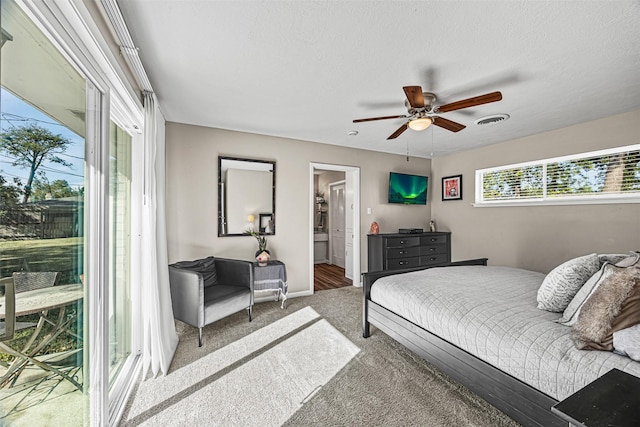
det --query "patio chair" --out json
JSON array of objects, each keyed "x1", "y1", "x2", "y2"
[
  {"x1": 0, "y1": 274, "x2": 62, "y2": 341},
  {"x1": 0, "y1": 271, "x2": 67, "y2": 386},
  {"x1": 0, "y1": 272, "x2": 63, "y2": 342},
  {"x1": 13, "y1": 271, "x2": 61, "y2": 293},
  {"x1": 0, "y1": 277, "x2": 15, "y2": 342}
]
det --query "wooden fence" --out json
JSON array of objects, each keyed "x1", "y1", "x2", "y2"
[{"x1": 0, "y1": 202, "x2": 81, "y2": 240}]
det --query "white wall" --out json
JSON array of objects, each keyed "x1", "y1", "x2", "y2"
[
  {"x1": 165, "y1": 123, "x2": 432, "y2": 293},
  {"x1": 166, "y1": 111, "x2": 640, "y2": 285},
  {"x1": 431, "y1": 110, "x2": 640, "y2": 273}
]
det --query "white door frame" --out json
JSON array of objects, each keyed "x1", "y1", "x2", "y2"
[
  {"x1": 20, "y1": 1, "x2": 144, "y2": 425},
  {"x1": 309, "y1": 163, "x2": 361, "y2": 292}
]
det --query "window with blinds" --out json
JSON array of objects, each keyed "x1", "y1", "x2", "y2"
[{"x1": 475, "y1": 144, "x2": 640, "y2": 206}]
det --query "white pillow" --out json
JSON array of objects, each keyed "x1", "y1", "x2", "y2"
[
  {"x1": 537, "y1": 253, "x2": 600, "y2": 312},
  {"x1": 614, "y1": 324, "x2": 640, "y2": 361}
]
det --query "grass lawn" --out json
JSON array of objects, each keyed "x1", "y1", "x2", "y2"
[{"x1": 0, "y1": 237, "x2": 83, "y2": 284}]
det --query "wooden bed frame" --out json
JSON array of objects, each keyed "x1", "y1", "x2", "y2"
[{"x1": 362, "y1": 259, "x2": 565, "y2": 427}]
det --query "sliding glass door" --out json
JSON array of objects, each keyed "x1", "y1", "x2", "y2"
[
  {"x1": 1, "y1": 1, "x2": 140, "y2": 424},
  {"x1": 1, "y1": 1, "x2": 88, "y2": 424},
  {"x1": 108, "y1": 122, "x2": 132, "y2": 386}
]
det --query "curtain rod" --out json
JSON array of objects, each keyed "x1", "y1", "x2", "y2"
[{"x1": 100, "y1": 0, "x2": 153, "y2": 93}]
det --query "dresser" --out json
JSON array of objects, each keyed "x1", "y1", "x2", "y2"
[{"x1": 367, "y1": 232, "x2": 451, "y2": 272}]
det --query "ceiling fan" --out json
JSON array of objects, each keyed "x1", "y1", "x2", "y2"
[{"x1": 353, "y1": 86, "x2": 503, "y2": 140}]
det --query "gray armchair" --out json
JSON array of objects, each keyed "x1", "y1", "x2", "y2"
[{"x1": 169, "y1": 256, "x2": 254, "y2": 346}]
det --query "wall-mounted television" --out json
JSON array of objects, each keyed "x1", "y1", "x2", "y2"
[{"x1": 388, "y1": 172, "x2": 428, "y2": 205}]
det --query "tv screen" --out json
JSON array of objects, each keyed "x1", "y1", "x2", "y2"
[{"x1": 388, "y1": 172, "x2": 428, "y2": 205}]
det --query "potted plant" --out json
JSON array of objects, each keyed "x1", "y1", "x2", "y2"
[{"x1": 249, "y1": 231, "x2": 270, "y2": 266}]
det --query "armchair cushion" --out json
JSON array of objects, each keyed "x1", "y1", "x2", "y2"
[
  {"x1": 204, "y1": 285, "x2": 252, "y2": 324},
  {"x1": 170, "y1": 256, "x2": 217, "y2": 287}
]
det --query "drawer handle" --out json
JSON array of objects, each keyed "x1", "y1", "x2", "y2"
[
  {"x1": 429, "y1": 248, "x2": 436, "y2": 252},
  {"x1": 399, "y1": 250, "x2": 406, "y2": 254},
  {"x1": 400, "y1": 240, "x2": 406, "y2": 244},
  {"x1": 429, "y1": 257, "x2": 436, "y2": 261},
  {"x1": 430, "y1": 238, "x2": 437, "y2": 242},
  {"x1": 399, "y1": 261, "x2": 406, "y2": 265}
]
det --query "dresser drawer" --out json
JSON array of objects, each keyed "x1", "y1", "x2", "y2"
[
  {"x1": 387, "y1": 257, "x2": 420, "y2": 270},
  {"x1": 420, "y1": 235, "x2": 448, "y2": 245},
  {"x1": 420, "y1": 253, "x2": 449, "y2": 266},
  {"x1": 387, "y1": 246, "x2": 420, "y2": 259},
  {"x1": 386, "y1": 236, "x2": 420, "y2": 248},
  {"x1": 420, "y1": 245, "x2": 447, "y2": 256}
]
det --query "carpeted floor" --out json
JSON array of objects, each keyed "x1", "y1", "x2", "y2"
[{"x1": 120, "y1": 287, "x2": 520, "y2": 426}]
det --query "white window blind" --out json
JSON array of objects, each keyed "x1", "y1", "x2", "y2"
[{"x1": 475, "y1": 144, "x2": 640, "y2": 206}]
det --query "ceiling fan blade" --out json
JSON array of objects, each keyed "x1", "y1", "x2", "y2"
[
  {"x1": 353, "y1": 114, "x2": 407, "y2": 123},
  {"x1": 433, "y1": 116, "x2": 466, "y2": 132},
  {"x1": 403, "y1": 86, "x2": 425, "y2": 108},
  {"x1": 387, "y1": 123, "x2": 409, "y2": 140},
  {"x1": 437, "y1": 91, "x2": 502, "y2": 113}
]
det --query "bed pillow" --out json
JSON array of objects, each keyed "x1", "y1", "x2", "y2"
[
  {"x1": 614, "y1": 324, "x2": 640, "y2": 361},
  {"x1": 557, "y1": 253, "x2": 640, "y2": 326},
  {"x1": 572, "y1": 264, "x2": 640, "y2": 351},
  {"x1": 537, "y1": 253, "x2": 600, "y2": 312},
  {"x1": 598, "y1": 253, "x2": 633, "y2": 266}
]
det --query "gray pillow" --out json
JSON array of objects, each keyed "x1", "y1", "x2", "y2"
[
  {"x1": 537, "y1": 253, "x2": 600, "y2": 312},
  {"x1": 598, "y1": 253, "x2": 632, "y2": 266},
  {"x1": 557, "y1": 253, "x2": 640, "y2": 326}
]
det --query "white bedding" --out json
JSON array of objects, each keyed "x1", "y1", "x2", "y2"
[{"x1": 369, "y1": 265, "x2": 640, "y2": 400}]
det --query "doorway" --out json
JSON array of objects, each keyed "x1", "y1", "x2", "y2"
[{"x1": 309, "y1": 163, "x2": 361, "y2": 293}]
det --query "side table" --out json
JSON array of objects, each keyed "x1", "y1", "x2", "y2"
[
  {"x1": 551, "y1": 368, "x2": 640, "y2": 427},
  {"x1": 253, "y1": 260, "x2": 287, "y2": 308}
]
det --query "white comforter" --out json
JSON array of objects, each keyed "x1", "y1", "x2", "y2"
[{"x1": 369, "y1": 265, "x2": 640, "y2": 400}]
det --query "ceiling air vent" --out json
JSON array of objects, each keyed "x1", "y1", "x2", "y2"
[{"x1": 475, "y1": 114, "x2": 510, "y2": 126}]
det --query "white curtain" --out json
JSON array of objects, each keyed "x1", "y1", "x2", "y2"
[{"x1": 141, "y1": 91, "x2": 178, "y2": 377}]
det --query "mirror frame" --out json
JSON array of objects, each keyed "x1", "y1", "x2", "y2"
[{"x1": 218, "y1": 156, "x2": 276, "y2": 237}]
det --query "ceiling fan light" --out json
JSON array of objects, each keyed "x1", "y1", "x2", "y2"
[{"x1": 408, "y1": 117, "x2": 432, "y2": 131}]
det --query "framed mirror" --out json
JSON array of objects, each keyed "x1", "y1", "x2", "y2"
[{"x1": 218, "y1": 156, "x2": 276, "y2": 236}]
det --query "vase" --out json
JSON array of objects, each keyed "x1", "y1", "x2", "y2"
[
  {"x1": 370, "y1": 221, "x2": 379, "y2": 235},
  {"x1": 255, "y1": 249, "x2": 270, "y2": 266}
]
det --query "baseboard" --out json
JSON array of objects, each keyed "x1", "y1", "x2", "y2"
[
  {"x1": 287, "y1": 289, "x2": 314, "y2": 298},
  {"x1": 254, "y1": 288, "x2": 314, "y2": 304}
]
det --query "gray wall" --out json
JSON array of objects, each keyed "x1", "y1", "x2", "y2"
[
  {"x1": 165, "y1": 123, "x2": 431, "y2": 293},
  {"x1": 166, "y1": 111, "x2": 640, "y2": 289},
  {"x1": 431, "y1": 110, "x2": 640, "y2": 273}
]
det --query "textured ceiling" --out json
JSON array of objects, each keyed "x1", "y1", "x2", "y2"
[{"x1": 117, "y1": 1, "x2": 640, "y2": 158}]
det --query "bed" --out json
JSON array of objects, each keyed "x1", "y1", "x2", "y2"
[{"x1": 362, "y1": 258, "x2": 640, "y2": 427}]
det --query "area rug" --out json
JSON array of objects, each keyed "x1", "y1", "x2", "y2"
[{"x1": 121, "y1": 286, "x2": 519, "y2": 427}]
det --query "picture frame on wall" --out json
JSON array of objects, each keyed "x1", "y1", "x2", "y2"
[
  {"x1": 442, "y1": 175, "x2": 462, "y2": 201},
  {"x1": 259, "y1": 213, "x2": 273, "y2": 233}
]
